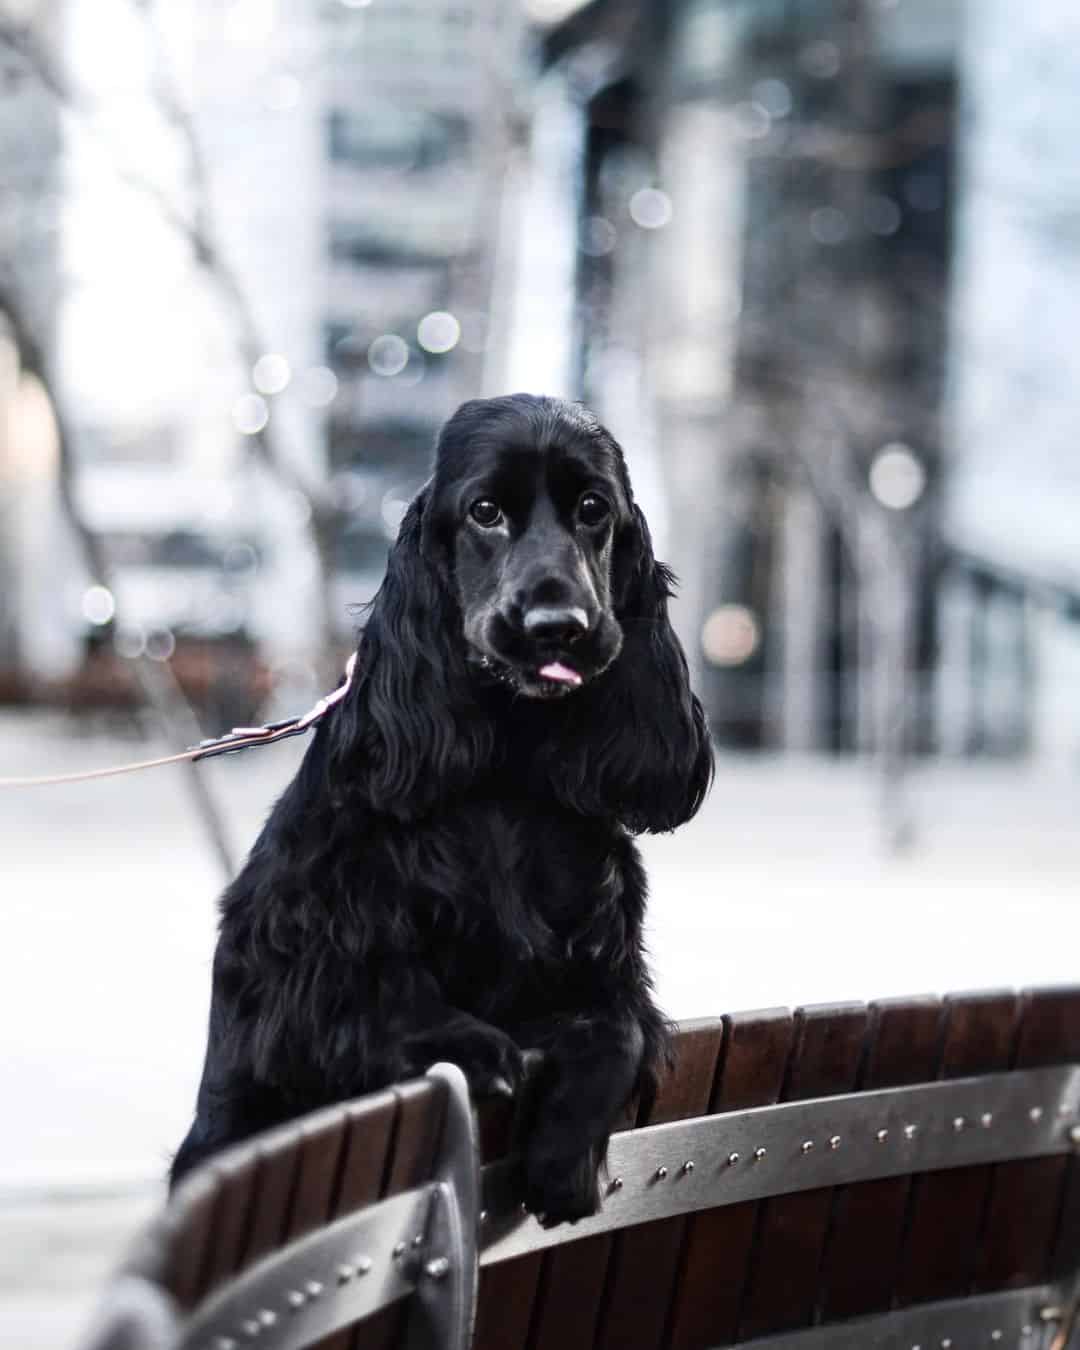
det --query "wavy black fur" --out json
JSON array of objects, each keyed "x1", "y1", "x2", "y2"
[{"x1": 172, "y1": 394, "x2": 713, "y2": 1223}]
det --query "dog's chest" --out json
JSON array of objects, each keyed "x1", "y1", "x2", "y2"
[{"x1": 417, "y1": 802, "x2": 629, "y2": 994}]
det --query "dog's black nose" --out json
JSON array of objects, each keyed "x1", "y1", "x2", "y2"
[{"x1": 522, "y1": 605, "x2": 590, "y2": 644}]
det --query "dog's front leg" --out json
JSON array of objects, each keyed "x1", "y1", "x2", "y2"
[{"x1": 515, "y1": 1011, "x2": 648, "y2": 1225}]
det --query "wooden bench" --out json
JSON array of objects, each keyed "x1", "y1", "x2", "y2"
[{"x1": 81, "y1": 988, "x2": 1080, "y2": 1350}]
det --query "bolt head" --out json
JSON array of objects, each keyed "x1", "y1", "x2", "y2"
[
  {"x1": 608, "y1": 1176, "x2": 623, "y2": 1193},
  {"x1": 304, "y1": 1280, "x2": 323, "y2": 1298},
  {"x1": 828, "y1": 1135, "x2": 841, "y2": 1150},
  {"x1": 727, "y1": 1152, "x2": 740, "y2": 1166},
  {"x1": 425, "y1": 1256, "x2": 451, "y2": 1281},
  {"x1": 355, "y1": 1255, "x2": 373, "y2": 1274},
  {"x1": 336, "y1": 1264, "x2": 355, "y2": 1284},
  {"x1": 655, "y1": 1165, "x2": 669, "y2": 1180},
  {"x1": 801, "y1": 1140, "x2": 814, "y2": 1154},
  {"x1": 393, "y1": 1241, "x2": 407, "y2": 1258},
  {"x1": 980, "y1": 1112, "x2": 993, "y2": 1128},
  {"x1": 681, "y1": 1160, "x2": 695, "y2": 1174},
  {"x1": 286, "y1": 1291, "x2": 305, "y2": 1311},
  {"x1": 1068, "y1": 1124, "x2": 1080, "y2": 1145},
  {"x1": 241, "y1": 1319, "x2": 261, "y2": 1339},
  {"x1": 876, "y1": 1128, "x2": 889, "y2": 1143},
  {"x1": 903, "y1": 1124, "x2": 918, "y2": 1140},
  {"x1": 753, "y1": 1147, "x2": 767, "y2": 1162},
  {"x1": 257, "y1": 1311, "x2": 276, "y2": 1329},
  {"x1": 952, "y1": 1116, "x2": 966, "y2": 1132},
  {"x1": 1030, "y1": 1107, "x2": 1044, "y2": 1122}
]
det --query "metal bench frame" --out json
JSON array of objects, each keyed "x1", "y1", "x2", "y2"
[{"x1": 82, "y1": 994, "x2": 1080, "y2": 1350}]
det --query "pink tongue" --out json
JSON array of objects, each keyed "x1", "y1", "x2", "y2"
[{"x1": 539, "y1": 661, "x2": 582, "y2": 687}]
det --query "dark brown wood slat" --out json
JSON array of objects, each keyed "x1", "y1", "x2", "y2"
[
  {"x1": 334, "y1": 1091, "x2": 399, "y2": 1217},
  {"x1": 200, "y1": 1146, "x2": 261, "y2": 1297},
  {"x1": 287, "y1": 1110, "x2": 351, "y2": 1240},
  {"x1": 894, "y1": 989, "x2": 1020, "y2": 1306},
  {"x1": 666, "y1": 1008, "x2": 796, "y2": 1350},
  {"x1": 358, "y1": 1079, "x2": 448, "y2": 1350},
  {"x1": 545, "y1": 1021, "x2": 724, "y2": 1350},
  {"x1": 976, "y1": 987, "x2": 1080, "y2": 1291},
  {"x1": 816, "y1": 996, "x2": 944, "y2": 1321},
  {"x1": 244, "y1": 1129, "x2": 305, "y2": 1268},
  {"x1": 163, "y1": 1172, "x2": 220, "y2": 1309},
  {"x1": 472, "y1": 1074, "x2": 544, "y2": 1350},
  {"x1": 736, "y1": 1003, "x2": 869, "y2": 1341},
  {"x1": 313, "y1": 1092, "x2": 398, "y2": 1350}
]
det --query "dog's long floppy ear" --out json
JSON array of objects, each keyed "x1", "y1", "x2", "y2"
[
  {"x1": 326, "y1": 489, "x2": 492, "y2": 819},
  {"x1": 546, "y1": 505, "x2": 714, "y2": 833}
]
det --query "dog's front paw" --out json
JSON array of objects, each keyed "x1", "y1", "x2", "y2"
[
  {"x1": 523, "y1": 1140, "x2": 602, "y2": 1227},
  {"x1": 444, "y1": 1026, "x2": 525, "y2": 1102}
]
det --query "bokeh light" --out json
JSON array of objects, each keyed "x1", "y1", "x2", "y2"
[
  {"x1": 81, "y1": 586, "x2": 115, "y2": 627},
  {"x1": 629, "y1": 188, "x2": 673, "y2": 230},
  {"x1": 869, "y1": 445, "x2": 927, "y2": 511},
  {"x1": 297, "y1": 366, "x2": 339, "y2": 407},
  {"x1": 145, "y1": 629, "x2": 177, "y2": 662},
  {"x1": 233, "y1": 393, "x2": 269, "y2": 435},
  {"x1": 701, "y1": 605, "x2": 761, "y2": 667},
  {"x1": 580, "y1": 216, "x2": 617, "y2": 256},
  {"x1": 252, "y1": 353, "x2": 291, "y2": 395},
  {"x1": 368, "y1": 334, "x2": 409, "y2": 377},
  {"x1": 417, "y1": 311, "x2": 461, "y2": 354}
]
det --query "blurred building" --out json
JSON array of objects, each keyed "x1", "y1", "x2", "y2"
[
  {"x1": 3, "y1": 0, "x2": 526, "y2": 702},
  {"x1": 185, "y1": 0, "x2": 527, "y2": 662},
  {"x1": 523, "y1": 0, "x2": 1080, "y2": 759}
]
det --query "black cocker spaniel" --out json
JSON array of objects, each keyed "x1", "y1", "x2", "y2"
[{"x1": 172, "y1": 393, "x2": 713, "y2": 1224}]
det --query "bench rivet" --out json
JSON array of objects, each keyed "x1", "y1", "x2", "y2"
[
  {"x1": 655, "y1": 1166, "x2": 669, "y2": 1180},
  {"x1": 727, "y1": 1152, "x2": 740, "y2": 1166},
  {"x1": 1040, "y1": 1305, "x2": 1063, "y2": 1323},
  {"x1": 216, "y1": 1339, "x2": 238, "y2": 1350},
  {"x1": 336, "y1": 1265, "x2": 355, "y2": 1284},
  {"x1": 904, "y1": 1124, "x2": 918, "y2": 1140},
  {"x1": 991, "y1": 1332, "x2": 1002, "y2": 1342},
  {"x1": 257, "y1": 1311, "x2": 276, "y2": 1328},
  {"x1": 1030, "y1": 1107, "x2": 1044, "y2": 1122},
  {"x1": 480, "y1": 1210, "x2": 488, "y2": 1223},
  {"x1": 828, "y1": 1136, "x2": 841, "y2": 1151},
  {"x1": 1068, "y1": 1125, "x2": 1080, "y2": 1146},
  {"x1": 355, "y1": 1256, "x2": 373, "y2": 1275},
  {"x1": 800, "y1": 1140, "x2": 814, "y2": 1154},
  {"x1": 681, "y1": 1160, "x2": 695, "y2": 1174},
  {"x1": 980, "y1": 1112, "x2": 993, "y2": 1128},
  {"x1": 305, "y1": 1280, "x2": 324, "y2": 1298},
  {"x1": 393, "y1": 1242, "x2": 407, "y2": 1259},
  {"x1": 952, "y1": 1116, "x2": 966, "y2": 1132},
  {"x1": 753, "y1": 1147, "x2": 767, "y2": 1163},
  {"x1": 241, "y1": 1319, "x2": 261, "y2": 1339},
  {"x1": 286, "y1": 1291, "x2": 305, "y2": 1311},
  {"x1": 412, "y1": 1234, "x2": 425, "y2": 1248},
  {"x1": 940, "y1": 1338, "x2": 951, "y2": 1348},
  {"x1": 425, "y1": 1257, "x2": 451, "y2": 1281},
  {"x1": 876, "y1": 1128, "x2": 889, "y2": 1143},
  {"x1": 1022, "y1": 1324, "x2": 1034, "y2": 1336},
  {"x1": 608, "y1": 1177, "x2": 623, "y2": 1193}
]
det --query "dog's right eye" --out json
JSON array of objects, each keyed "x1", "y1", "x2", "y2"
[{"x1": 469, "y1": 498, "x2": 503, "y2": 528}]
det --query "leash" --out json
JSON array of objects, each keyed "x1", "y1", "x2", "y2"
[{"x1": 0, "y1": 653, "x2": 357, "y2": 789}]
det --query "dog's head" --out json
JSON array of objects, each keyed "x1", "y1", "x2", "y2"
[
  {"x1": 424, "y1": 395, "x2": 629, "y2": 699},
  {"x1": 332, "y1": 394, "x2": 713, "y2": 829}
]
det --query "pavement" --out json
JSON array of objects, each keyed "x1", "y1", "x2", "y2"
[{"x1": 3, "y1": 710, "x2": 1079, "y2": 1347}]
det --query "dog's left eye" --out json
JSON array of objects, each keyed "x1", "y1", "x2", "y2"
[
  {"x1": 577, "y1": 492, "x2": 611, "y2": 527},
  {"x1": 469, "y1": 498, "x2": 503, "y2": 527}
]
